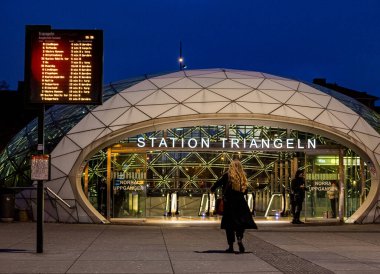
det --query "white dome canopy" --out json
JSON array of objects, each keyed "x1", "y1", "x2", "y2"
[{"x1": 42, "y1": 68, "x2": 380, "y2": 223}]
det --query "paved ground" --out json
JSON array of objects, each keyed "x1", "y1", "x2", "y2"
[{"x1": 1, "y1": 219, "x2": 380, "y2": 273}]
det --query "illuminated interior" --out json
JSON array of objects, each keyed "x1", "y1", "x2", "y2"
[{"x1": 82, "y1": 125, "x2": 370, "y2": 220}]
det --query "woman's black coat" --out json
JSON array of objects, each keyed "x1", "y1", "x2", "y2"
[{"x1": 211, "y1": 173, "x2": 257, "y2": 230}]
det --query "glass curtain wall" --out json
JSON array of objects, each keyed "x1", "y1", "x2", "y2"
[{"x1": 81, "y1": 125, "x2": 370, "y2": 220}]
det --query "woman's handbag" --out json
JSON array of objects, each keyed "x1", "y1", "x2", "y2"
[{"x1": 215, "y1": 197, "x2": 224, "y2": 215}]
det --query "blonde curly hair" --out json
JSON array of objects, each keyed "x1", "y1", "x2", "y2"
[{"x1": 228, "y1": 159, "x2": 248, "y2": 192}]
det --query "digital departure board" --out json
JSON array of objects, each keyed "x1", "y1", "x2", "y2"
[{"x1": 25, "y1": 26, "x2": 103, "y2": 104}]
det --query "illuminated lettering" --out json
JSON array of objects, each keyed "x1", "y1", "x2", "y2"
[
  {"x1": 136, "y1": 138, "x2": 316, "y2": 150},
  {"x1": 188, "y1": 138, "x2": 197, "y2": 148},
  {"x1": 201, "y1": 138, "x2": 210, "y2": 148},
  {"x1": 273, "y1": 139, "x2": 282, "y2": 149},
  {"x1": 298, "y1": 139, "x2": 304, "y2": 149},
  {"x1": 287, "y1": 139, "x2": 294, "y2": 148},
  {"x1": 231, "y1": 138, "x2": 239, "y2": 148},
  {"x1": 250, "y1": 139, "x2": 258, "y2": 149},
  {"x1": 262, "y1": 139, "x2": 270, "y2": 149},
  {"x1": 158, "y1": 138, "x2": 168, "y2": 148},
  {"x1": 149, "y1": 137, "x2": 156, "y2": 147},
  {"x1": 221, "y1": 138, "x2": 227, "y2": 148},
  {"x1": 137, "y1": 137, "x2": 146, "y2": 148},
  {"x1": 308, "y1": 139, "x2": 316, "y2": 149}
]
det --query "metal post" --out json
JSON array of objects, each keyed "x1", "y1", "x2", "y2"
[
  {"x1": 37, "y1": 105, "x2": 45, "y2": 253},
  {"x1": 179, "y1": 41, "x2": 183, "y2": 70},
  {"x1": 338, "y1": 149, "x2": 345, "y2": 222},
  {"x1": 106, "y1": 147, "x2": 111, "y2": 220}
]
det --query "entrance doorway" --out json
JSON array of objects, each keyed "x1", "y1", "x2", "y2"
[{"x1": 81, "y1": 125, "x2": 370, "y2": 222}]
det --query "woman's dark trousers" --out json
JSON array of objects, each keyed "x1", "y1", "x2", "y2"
[{"x1": 226, "y1": 228, "x2": 244, "y2": 244}]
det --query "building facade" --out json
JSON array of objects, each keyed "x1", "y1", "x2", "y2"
[{"x1": 1, "y1": 69, "x2": 380, "y2": 223}]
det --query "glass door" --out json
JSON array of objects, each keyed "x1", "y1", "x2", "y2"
[{"x1": 305, "y1": 155, "x2": 339, "y2": 219}]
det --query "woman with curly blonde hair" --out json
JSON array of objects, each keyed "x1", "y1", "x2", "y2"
[{"x1": 211, "y1": 159, "x2": 257, "y2": 253}]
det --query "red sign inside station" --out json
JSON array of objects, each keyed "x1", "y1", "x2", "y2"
[{"x1": 25, "y1": 28, "x2": 103, "y2": 104}]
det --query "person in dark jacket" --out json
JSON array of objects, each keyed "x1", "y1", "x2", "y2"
[
  {"x1": 290, "y1": 170, "x2": 306, "y2": 224},
  {"x1": 210, "y1": 159, "x2": 257, "y2": 253}
]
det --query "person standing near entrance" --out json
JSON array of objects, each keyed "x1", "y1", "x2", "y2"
[
  {"x1": 327, "y1": 181, "x2": 339, "y2": 218},
  {"x1": 290, "y1": 170, "x2": 306, "y2": 224},
  {"x1": 210, "y1": 159, "x2": 257, "y2": 253}
]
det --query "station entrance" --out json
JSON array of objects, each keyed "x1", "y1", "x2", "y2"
[{"x1": 81, "y1": 125, "x2": 370, "y2": 222}]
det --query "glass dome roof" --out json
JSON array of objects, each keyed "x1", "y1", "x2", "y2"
[{"x1": 1, "y1": 68, "x2": 380, "y2": 188}]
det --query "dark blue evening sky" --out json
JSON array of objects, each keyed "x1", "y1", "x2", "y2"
[{"x1": 1, "y1": 0, "x2": 380, "y2": 101}]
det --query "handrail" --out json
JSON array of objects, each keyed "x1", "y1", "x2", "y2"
[{"x1": 45, "y1": 187, "x2": 75, "y2": 209}]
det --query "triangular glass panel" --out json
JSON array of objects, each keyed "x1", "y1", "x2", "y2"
[
  {"x1": 302, "y1": 92, "x2": 331, "y2": 107},
  {"x1": 51, "y1": 136, "x2": 81, "y2": 158},
  {"x1": 49, "y1": 165, "x2": 67, "y2": 180},
  {"x1": 58, "y1": 208, "x2": 78, "y2": 223},
  {"x1": 286, "y1": 92, "x2": 323, "y2": 108},
  {"x1": 162, "y1": 88, "x2": 202, "y2": 103},
  {"x1": 95, "y1": 94, "x2": 131, "y2": 111},
  {"x1": 110, "y1": 107, "x2": 150, "y2": 126},
  {"x1": 288, "y1": 106, "x2": 324, "y2": 120},
  {"x1": 136, "y1": 90, "x2": 179, "y2": 105},
  {"x1": 232, "y1": 78, "x2": 265, "y2": 89},
  {"x1": 374, "y1": 145, "x2": 380, "y2": 155},
  {"x1": 259, "y1": 79, "x2": 292, "y2": 90},
  {"x1": 56, "y1": 178, "x2": 75, "y2": 199},
  {"x1": 209, "y1": 88, "x2": 251, "y2": 101},
  {"x1": 327, "y1": 98, "x2": 357, "y2": 115},
  {"x1": 329, "y1": 110, "x2": 359, "y2": 129},
  {"x1": 158, "y1": 104, "x2": 199, "y2": 117},
  {"x1": 260, "y1": 90, "x2": 295, "y2": 103},
  {"x1": 51, "y1": 150, "x2": 81, "y2": 175},
  {"x1": 95, "y1": 128, "x2": 113, "y2": 141},
  {"x1": 123, "y1": 80, "x2": 158, "y2": 92},
  {"x1": 352, "y1": 131, "x2": 380, "y2": 151},
  {"x1": 119, "y1": 89, "x2": 157, "y2": 105},
  {"x1": 271, "y1": 79, "x2": 300, "y2": 90},
  {"x1": 183, "y1": 89, "x2": 229, "y2": 103},
  {"x1": 164, "y1": 77, "x2": 203, "y2": 89},
  {"x1": 184, "y1": 102, "x2": 230, "y2": 113},
  {"x1": 238, "y1": 90, "x2": 279, "y2": 103},
  {"x1": 92, "y1": 107, "x2": 129, "y2": 126},
  {"x1": 67, "y1": 128, "x2": 105, "y2": 149},
  {"x1": 353, "y1": 118, "x2": 379, "y2": 136},
  {"x1": 69, "y1": 113, "x2": 105, "y2": 134},
  {"x1": 238, "y1": 102, "x2": 282, "y2": 114},
  {"x1": 137, "y1": 104, "x2": 178, "y2": 118},
  {"x1": 217, "y1": 102, "x2": 251, "y2": 114},
  {"x1": 298, "y1": 83, "x2": 326, "y2": 95},
  {"x1": 44, "y1": 177, "x2": 67, "y2": 195},
  {"x1": 348, "y1": 131, "x2": 361, "y2": 143},
  {"x1": 189, "y1": 77, "x2": 225, "y2": 88},
  {"x1": 149, "y1": 77, "x2": 183, "y2": 88},
  {"x1": 314, "y1": 110, "x2": 348, "y2": 129},
  {"x1": 270, "y1": 105, "x2": 308, "y2": 120},
  {"x1": 209, "y1": 79, "x2": 253, "y2": 89},
  {"x1": 77, "y1": 204, "x2": 94, "y2": 223}
]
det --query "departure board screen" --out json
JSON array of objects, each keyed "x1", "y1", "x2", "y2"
[{"x1": 25, "y1": 28, "x2": 103, "y2": 104}]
